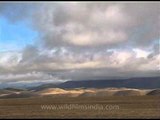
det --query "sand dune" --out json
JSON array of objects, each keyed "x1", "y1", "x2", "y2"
[
  {"x1": 78, "y1": 89, "x2": 146, "y2": 97},
  {"x1": 0, "y1": 87, "x2": 159, "y2": 98},
  {"x1": 113, "y1": 90, "x2": 141, "y2": 96},
  {"x1": 0, "y1": 90, "x2": 14, "y2": 95},
  {"x1": 79, "y1": 92, "x2": 96, "y2": 97},
  {"x1": 36, "y1": 88, "x2": 155, "y2": 97},
  {"x1": 37, "y1": 88, "x2": 67, "y2": 95},
  {"x1": 0, "y1": 92, "x2": 38, "y2": 99},
  {"x1": 147, "y1": 89, "x2": 160, "y2": 96},
  {"x1": 0, "y1": 89, "x2": 24, "y2": 97},
  {"x1": 37, "y1": 88, "x2": 95, "y2": 97}
]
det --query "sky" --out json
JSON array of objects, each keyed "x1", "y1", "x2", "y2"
[
  {"x1": 0, "y1": 16, "x2": 37, "y2": 52},
  {"x1": 0, "y1": 2, "x2": 159, "y2": 86}
]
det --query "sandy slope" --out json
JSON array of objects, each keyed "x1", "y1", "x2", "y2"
[
  {"x1": 0, "y1": 88, "x2": 159, "y2": 98},
  {"x1": 36, "y1": 88, "x2": 155, "y2": 97},
  {"x1": 147, "y1": 89, "x2": 160, "y2": 96},
  {"x1": 37, "y1": 88, "x2": 95, "y2": 97}
]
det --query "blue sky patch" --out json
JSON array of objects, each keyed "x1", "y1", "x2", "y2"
[{"x1": 0, "y1": 16, "x2": 38, "y2": 52}]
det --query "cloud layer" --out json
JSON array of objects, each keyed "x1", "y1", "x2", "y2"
[{"x1": 0, "y1": 2, "x2": 159, "y2": 84}]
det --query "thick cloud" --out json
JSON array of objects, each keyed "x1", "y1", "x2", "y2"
[
  {"x1": 0, "y1": 2, "x2": 159, "y2": 84},
  {"x1": 30, "y1": 3, "x2": 159, "y2": 49}
]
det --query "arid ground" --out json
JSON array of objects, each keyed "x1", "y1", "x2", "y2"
[{"x1": 0, "y1": 96, "x2": 159, "y2": 119}]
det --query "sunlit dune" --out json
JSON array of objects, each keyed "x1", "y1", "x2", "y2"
[
  {"x1": 0, "y1": 88, "x2": 158, "y2": 98},
  {"x1": 37, "y1": 88, "x2": 67, "y2": 95},
  {"x1": 35, "y1": 88, "x2": 155, "y2": 97},
  {"x1": 37, "y1": 88, "x2": 95, "y2": 97}
]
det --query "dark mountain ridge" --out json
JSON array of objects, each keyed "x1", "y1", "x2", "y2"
[{"x1": 32, "y1": 76, "x2": 160, "y2": 90}]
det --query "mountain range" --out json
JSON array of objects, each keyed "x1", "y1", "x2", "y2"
[{"x1": 32, "y1": 76, "x2": 160, "y2": 90}]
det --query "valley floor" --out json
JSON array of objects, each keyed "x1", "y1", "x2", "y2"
[{"x1": 0, "y1": 96, "x2": 160, "y2": 119}]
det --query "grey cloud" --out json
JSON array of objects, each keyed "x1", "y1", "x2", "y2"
[
  {"x1": 1, "y1": 2, "x2": 158, "y2": 48},
  {"x1": 0, "y1": 2, "x2": 159, "y2": 83},
  {"x1": 148, "y1": 43, "x2": 160, "y2": 58},
  {"x1": 30, "y1": 3, "x2": 159, "y2": 50},
  {"x1": 20, "y1": 45, "x2": 39, "y2": 63}
]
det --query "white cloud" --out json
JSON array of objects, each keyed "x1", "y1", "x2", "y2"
[
  {"x1": 0, "y1": 51, "x2": 21, "y2": 67},
  {"x1": 133, "y1": 48, "x2": 151, "y2": 58}
]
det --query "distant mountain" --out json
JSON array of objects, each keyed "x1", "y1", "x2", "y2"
[
  {"x1": 60, "y1": 77, "x2": 160, "y2": 89},
  {"x1": 33, "y1": 76, "x2": 160, "y2": 90},
  {"x1": 29, "y1": 83, "x2": 59, "y2": 91},
  {"x1": 4, "y1": 88, "x2": 27, "y2": 92}
]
